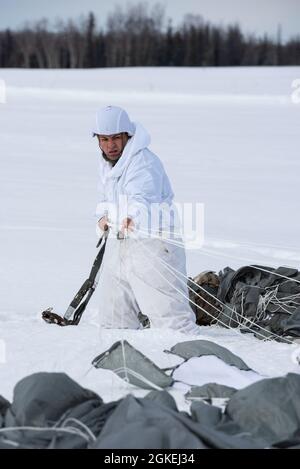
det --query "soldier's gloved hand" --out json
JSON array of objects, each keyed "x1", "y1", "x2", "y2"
[
  {"x1": 98, "y1": 216, "x2": 109, "y2": 232},
  {"x1": 120, "y1": 217, "x2": 135, "y2": 234}
]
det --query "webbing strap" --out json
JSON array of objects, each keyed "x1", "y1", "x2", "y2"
[{"x1": 65, "y1": 234, "x2": 108, "y2": 317}]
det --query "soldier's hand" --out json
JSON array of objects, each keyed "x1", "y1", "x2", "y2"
[
  {"x1": 98, "y1": 216, "x2": 109, "y2": 232},
  {"x1": 121, "y1": 217, "x2": 135, "y2": 233}
]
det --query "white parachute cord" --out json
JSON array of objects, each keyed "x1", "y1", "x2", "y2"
[
  {"x1": 200, "y1": 247, "x2": 300, "y2": 285},
  {"x1": 239, "y1": 292, "x2": 244, "y2": 327},
  {"x1": 249, "y1": 265, "x2": 300, "y2": 286},
  {"x1": 132, "y1": 234, "x2": 295, "y2": 345},
  {"x1": 103, "y1": 231, "x2": 164, "y2": 394},
  {"x1": 165, "y1": 260, "x2": 292, "y2": 343},
  {"x1": 270, "y1": 291, "x2": 300, "y2": 314},
  {"x1": 108, "y1": 223, "x2": 185, "y2": 248},
  {"x1": 113, "y1": 367, "x2": 164, "y2": 391},
  {"x1": 118, "y1": 224, "x2": 294, "y2": 343},
  {"x1": 208, "y1": 236, "x2": 300, "y2": 253},
  {"x1": 115, "y1": 228, "x2": 158, "y2": 394},
  {"x1": 256, "y1": 288, "x2": 276, "y2": 322},
  {"x1": 124, "y1": 229, "x2": 175, "y2": 389},
  {"x1": 128, "y1": 226, "x2": 184, "y2": 238},
  {"x1": 120, "y1": 234, "x2": 130, "y2": 390},
  {"x1": 97, "y1": 230, "x2": 129, "y2": 399},
  {"x1": 159, "y1": 245, "x2": 296, "y2": 343},
  {"x1": 114, "y1": 227, "x2": 300, "y2": 255},
  {"x1": 60, "y1": 417, "x2": 97, "y2": 442},
  {"x1": 0, "y1": 424, "x2": 93, "y2": 444},
  {"x1": 108, "y1": 223, "x2": 296, "y2": 342},
  {"x1": 94, "y1": 239, "x2": 155, "y2": 394},
  {"x1": 270, "y1": 293, "x2": 296, "y2": 315},
  {"x1": 129, "y1": 233, "x2": 262, "y2": 342},
  {"x1": 256, "y1": 291, "x2": 268, "y2": 322},
  {"x1": 261, "y1": 286, "x2": 300, "y2": 314},
  {"x1": 128, "y1": 225, "x2": 300, "y2": 287},
  {"x1": 110, "y1": 234, "x2": 118, "y2": 399},
  {"x1": 137, "y1": 236, "x2": 294, "y2": 343},
  {"x1": 84, "y1": 232, "x2": 112, "y2": 382},
  {"x1": 278, "y1": 292, "x2": 300, "y2": 301}
]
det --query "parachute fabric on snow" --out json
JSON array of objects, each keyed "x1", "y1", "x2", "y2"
[
  {"x1": 92, "y1": 340, "x2": 174, "y2": 390},
  {"x1": 166, "y1": 340, "x2": 252, "y2": 371},
  {"x1": 185, "y1": 383, "x2": 237, "y2": 401}
]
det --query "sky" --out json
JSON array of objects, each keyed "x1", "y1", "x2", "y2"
[{"x1": 0, "y1": 0, "x2": 299, "y2": 42}]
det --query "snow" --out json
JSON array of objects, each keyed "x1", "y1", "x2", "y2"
[
  {"x1": 173, "y1": 356, "x2": 263, "y2": 390},
  {"x1": 0, "y1": 67, "x2": 300, "y2": 410}
]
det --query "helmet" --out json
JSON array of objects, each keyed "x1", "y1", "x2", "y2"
[{"x1": 92, "y1": 105, "x2": 135, "y2": 137}]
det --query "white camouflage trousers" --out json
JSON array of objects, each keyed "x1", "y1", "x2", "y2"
[{"x1": 96, "y1": 235, "x2": 200, "y2": 334}]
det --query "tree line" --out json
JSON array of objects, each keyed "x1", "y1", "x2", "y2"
[{"x1": 0, "y1": 3, "x2": 299, "y2": 68}]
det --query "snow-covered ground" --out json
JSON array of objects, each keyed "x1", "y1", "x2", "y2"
[{"x1": 0, "y1": 67, "x2": 300, "y2": 408}]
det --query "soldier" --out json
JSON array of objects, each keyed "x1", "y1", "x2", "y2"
[{"x1": 93, "y1": 105, "x2": 200, "y2": 334}]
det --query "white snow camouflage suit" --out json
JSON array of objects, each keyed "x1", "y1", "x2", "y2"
[{"x1": 95, "y1": 122, "x2": 199, "y2": 334}]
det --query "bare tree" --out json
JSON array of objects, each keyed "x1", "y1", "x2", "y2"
[
  {"x1": 0, "y1": 3, "x2": 299, "y2": 68},
  {"x1": 15, "y1": 29, "x2": 36, "y2": 67},
  {"x1": 105, "y1": 2, "x2": 165, "y2": 67},
  {"x1": 63, "y1": 19, "x2": 85, "y2": 68}
]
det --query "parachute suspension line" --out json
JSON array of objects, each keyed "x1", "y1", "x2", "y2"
[
  {"x1": 114, "y1": 367, "x2": 164, "y2": 391},
  {"x1": 109, "y1": 223, "x2": 295, "y2": 343},
  {"x1": 0, "y1": 423, "x2": 96, "y2": 445},
  {"x1": 133, "y1": 234, "x2": 294, "y2": 345},
  {"x1": 256, "y1": 286, "x2": 287, "y2": 320},
  {"x1": 59, "y1": 417, "x2": 97, "y2": 442},
  {"x1": 120, "y1": 237, "x2": 130, "y2": 389},
  {"x1": 235, "y1": 294, "x2": 243, "y2": 328},
  {"x1": 118, "y1": 231, "x2": 165, "y2": 394},
  {"x1": 137, "y1": 238, "x2": 294, "y2": 343},
  {"x1": 200, "y1": 247, "x2": 300, "y2": 285},
  {"x1": 106, "y1": 222, "x2": 184, "y2": 239},
  {"x1": 272, "y1": 290, "x2": 300, "y2": 313},
  {"x1": 126, "y1": 231, "x2": 175, "y2": 387},
  {"x1": 154, "y1": 242, "x2": 296, "y2": 344},
  {"x1": 98, "y1": 234, "x2": 132, "y2": 395},
  {"x1": 96, "y1": 232, "x2": 172, "y2": 394},
  {"x1": 121, "y1": 224, "x2": 300, "y2": 287},
  {"x1": 248, "y1": 264, "x2": 300, "y2": 286},
  {"x1": 111, "y1": 222, "x2": 300, "y2": 257},
  {"x1": 130, "y1": 234, "x2": 262, "y2": 343},
  {"x1": 113, "y1": 234, "x2": 130, "y2": 391},
  {"x1": 107, "y1": 223, "x2": 185, "y2": 249},
  {"x1": 107, "y1": 224, "x2": 296, "y2": 342},
  {"x1": 110, "y1": 235, "x2": 118, "y2": 397},
  {"x1": 98, "y1": 235, "x2": 129, "y2": 398}
]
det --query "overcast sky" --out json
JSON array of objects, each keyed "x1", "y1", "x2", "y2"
[{"x1": 0, "y1": 0, "x2": 299, "y2": 41}]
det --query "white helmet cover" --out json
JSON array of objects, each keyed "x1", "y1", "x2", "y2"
[{"x1": 92, "y1": 105, "x2": 135, "y2": 137}]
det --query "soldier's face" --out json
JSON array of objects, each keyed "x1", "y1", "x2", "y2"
[{"x1": 97, "y1": 133, "x2": 128, "y2": 162}]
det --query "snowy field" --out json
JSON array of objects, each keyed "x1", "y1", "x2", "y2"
[{"x1": 0, "y1": 67, "x2": 300, "y2": 408}]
